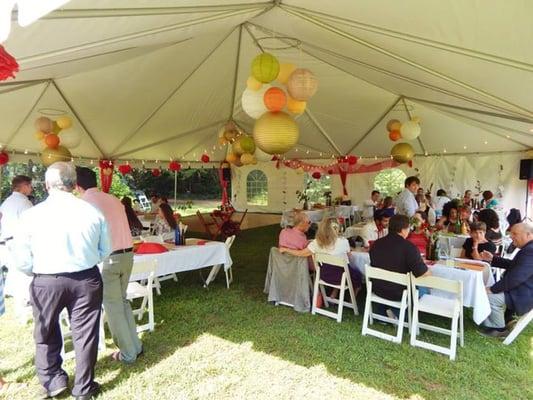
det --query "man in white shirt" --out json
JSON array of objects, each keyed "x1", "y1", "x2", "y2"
[
  {"x1": 362, "y1": 190, "x2": 381, "y2": 221},
  {"x1": 360, "y1": 209, "x2": 391, "y2": 247},
  {"x1": 14, "y1": 162, "x2": 111, "y2": 400},
  {"x1": 0, "y1": 175, "x2": 33, "y2": 323},
  {"x1": 433, "y1": 189, "x2": 451, "y2": 219},
  {"x1": 395, "y1": 176, "x2": 420, "y2": 217}
]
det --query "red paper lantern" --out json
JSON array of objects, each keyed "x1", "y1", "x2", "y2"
[
  {"x1": 263, "y1": 87, "x2": 287, "y2": 112},
  {"x1": 0, "y1": 46, "x2": 19, "y2": 81},
  {"x1": 201, "y1": 154, "x2": 210, "y2": 163},
  {"x1": 44, "y1": 134, "x2": 60, "y2": 149},
  {"x1": 118, "y1": 164, "x2": 132, "y2": 175},
  {"x1": 169, "y1": 161, "x2": 181, "y2": 172},
  {"x1": 347, "y1": 155, "x2": 358, "y2": 165},
  {"x1": 408, "y1": 160, "x2": 413, "y2": 168},
  {"x1": 327, "y1": 169, "x2": 334, "y2": 175},
  {"x1": 389, "y1": 130, "x2": 401, "y2": 141},
  {"x1": 312, "y1": 171, "x2": 321, "y2": 180},
  {"x1": 152, "y1": 168, "x2": 161, "y2": 177},
  {"x1": 0, "y1": 151, "x2": 9, "y2": 165}
]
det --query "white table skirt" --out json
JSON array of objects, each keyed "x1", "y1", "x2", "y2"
[
  {"x1": 348, "y1": 251, "x2": 493, "y2": 325},
  {"x1": 131, "y1": 240, "x2": 232, "y2": 282}
]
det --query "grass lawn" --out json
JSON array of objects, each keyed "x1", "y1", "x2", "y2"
[{"x1": 1, "y1": 225, "x2": 531, "y2": 399}]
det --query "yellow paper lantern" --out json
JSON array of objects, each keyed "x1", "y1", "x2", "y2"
[
  {"x1": 240, "y1": 153, "x2": 254, "y2": 165},
  {"x1": 241, "y1": 85, "x2": 270, "y2": 119},
  {"x1": 391, "y1": 143, "x2": 415, "y2": 164},
  {"x1": 41, "y1": 145, "x2": 72, "y2": 167},
  {"x1": 218, "y1": 136, "x2": 227, "y2": 145},
  {"x1": 253, "y1": 111, "x2": 299, "y2": 155},
  {"x1": 251, "y1": 53, "x2": 280, "y2": 83},
  {"x1": 246, "y1": 76, "x2": 262, "y2": 91},
  {"x1": 287, "y1": 68, "x2": 318, "y2": 101},
  {"x1": 386, "y1": 119, "x2": 401, "y2": 132},
  {"x1": 226, "y1": 152, "x2": 238, "y2": 164},
  {"x1": 56, "y1": 116, "x2": 72, "y2": 130},
  {"x1": 34, "y1": 131, "x2": 45, "y2": 140},
  {"x1": 286, "y1": 96, "x2": 306, "y2": 115},
  {"x1": 52, "y1": 121, "x2": 62, "y2": 135},
  {"x1": 277, "y1": 63, "x2": 296, "y2": 84}
]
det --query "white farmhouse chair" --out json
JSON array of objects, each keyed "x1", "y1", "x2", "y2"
[
  {"x1": 126, "y1": 259, "x2": 157, "y2": 333},
  {"x1": 410, "y1": 275, "x2": 464, "y2": 361},
  {"x1": 311, "y1": 253, "x2": 358, "y2": 322},
  {"x1": 223, "y1": 235, "x2": 236, "y2": 288},
  {"x1": 59, "y1": 308, "x2": 106, "y2": 360},
  {"x1": 362, "y1": 266, "x2": 411, "y2": 344},
  {"x1": 503, "y1": 309, "x2": 533, "y2": 345},
  {"x1": 140, "y1": 234, "x2": 176, "y2": 293}
]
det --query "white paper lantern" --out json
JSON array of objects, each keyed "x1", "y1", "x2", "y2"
[
  {"x1": 400, "y1": 120, "x2": 421, "y2": 140},
  {"x1": 59, "y1": 130, "x2": 82, "y2": 149},
  {"x1": 241, "y1": 85, "x2": 270, "y2": 119}
]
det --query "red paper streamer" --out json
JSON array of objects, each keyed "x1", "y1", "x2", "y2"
[
  {"x1": 99, "y1": 160, "x2": 114, "y2": 193},
  {"x1": 0, "y1": 151, "x2": 9, "y2": 165}
]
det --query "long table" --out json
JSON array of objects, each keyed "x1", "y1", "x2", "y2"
[
  {"x1": 348, "y1": 250, "x2": 493, "y2": 324},
  {"x1": 280, "y1": 205, "x2": 359, "y2": 228},
  {"x1": 131, "y1": 239, "x2": 232, "y2": 287}
]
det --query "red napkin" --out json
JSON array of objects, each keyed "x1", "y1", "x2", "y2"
[
  {"x1": 196, "y1": 240, "x2": 207, "y2": 246},
  {"x1": 135, "y1": 243, "x2": 169, "y2": 254}
]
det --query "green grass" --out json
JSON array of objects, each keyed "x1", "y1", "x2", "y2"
[{"x1": 1, "y1": 225, "x2": 532, "y2": 399}]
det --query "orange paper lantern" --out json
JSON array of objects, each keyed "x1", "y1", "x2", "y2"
[
  {"x1": 44, "y1": 134, "x2": 60, "y2": 149},
  {"x1": 263, "y1": 87, "x2": 287, "y2": 112},
  {"x1": 389, "y1": 130, "x2": 401, "y2": 141}
]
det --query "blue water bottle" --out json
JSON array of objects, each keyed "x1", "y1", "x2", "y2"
[{"x1": 174, "y1": 228, "x2": 180, "y2": 245}]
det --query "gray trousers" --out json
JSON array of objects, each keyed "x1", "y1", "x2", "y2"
[
  {"x1": 483, "y1": 292, "x2": 506, "y2": 329},
  {"x1": 102, "y1": 252, "x2": 142, "y2": 363}
]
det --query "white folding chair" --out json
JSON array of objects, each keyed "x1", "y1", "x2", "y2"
[
  {"x1": 59, "y1": 308, "x2": 106, "y2": 360},
  {"x1": 311, "y1": 253, "x2": 358, "y2": 323},
  {"x1": 224, "y1": 235, "x2": 236, "y2": 288},
  {"x1": 140, "y1": 234, "x2": 176, "y2": 293},
  {"x1": 503, "y1": 308, "x2": 533, "y2": 345},
  {"x1": 126, "y1": 259, "x2": 157, "y2": 333},
  {"x1": 410, "y1": 275, "x2": 464, "y2": 361},
  {"x1": 362, "y1": 266, "x2": 411, "y2": 344}
]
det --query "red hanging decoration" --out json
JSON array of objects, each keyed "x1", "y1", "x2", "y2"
[
  {"x1": 169, "y1": 160, "x2": 181, "y2": 172},
  {"x1": 347, "y1": 155, "x2": 358, "y2": 165},
  {"x1": 408, "y1": 160, "x2": 413, "y2": 168},
  {"x1": 99, "y1": 160, "x2": 114, "y2": 193},
  {"x1": 312, "y1": 171, "x2": 321, "y2": 180},
  {"x1": 0, "y1": 46, "x2": 19, "y2": 81},
  {"x1": 201, "y1": 154, "x2": 210, "y2": 163},
  {"x1": 0, "y1": 151, "x2": 9, "y2": 165},
  {"x1": 118, "y1": 164, "x2": 132, "y2": 175},
  {"x1": 152, "y1": 168, "x2": 161, "y2": 177}
]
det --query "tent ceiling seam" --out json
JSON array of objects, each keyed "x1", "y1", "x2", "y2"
[
  {"x1": 402, "y1": 98, "x2": 427, "y2": 154},
  {"x1": 113, "y1": 120, "x2": 225, "y2": 159},
  {"x1": 279, "y1": 5, "x2": 533, "y2": 117},
  {"x1": 109, "y1": 27, "x2": 238, "y2": 156},
  {"x1": 180, "y1": 129, "x2": 219, "y2": 159},
  {"x1": 283, "y1": 4, "x2": 533, "y2": 73},
  {"x1": 346, "y1": 96, "x2": 403, "y2": 154},
  {"x1": 0, "y1": 81, "x2": 46, "y2": 96},
  {"x1": 304, "y1": 109, "x2": 342, "y2": 155},
  {"x1": 4, "y1": 81, "x2": 50, "y2": 147},
  {"x1": 52, "y1": 80, "x2": 106, "y2": 157},
  {"x1": 229, "y1": 25, "x2": 244, "y2": 120}
]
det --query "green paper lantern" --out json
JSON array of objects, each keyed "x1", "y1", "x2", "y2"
[{"x1": 251, "y1": 53, "x2": 280, "y2": 84}]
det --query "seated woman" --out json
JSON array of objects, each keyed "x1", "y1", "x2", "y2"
[
  {"x1": 460, "y1": 221, "x2": 496, "y2": 260},
  {"x1": 477, "y1": 208, "x2": 503, "y2": 247},
  {"x1": 152, "y1": 203, "x2": 178, "y2": 241},
  {"x1": 436, "y1": 201, "x2": 460, "y2": 233},
  {"x1": 121, "y1": 196, "x2": 144, "y2": 237},
  {"x1": 482, "y1": 190, "x2": 498, "y2": 209},
  {"x1": 280, "y1": 217, "x2": 362, "y2": 296},
  {"x1": 407, "y1": 212, "x2": 429, "y2": 257}
]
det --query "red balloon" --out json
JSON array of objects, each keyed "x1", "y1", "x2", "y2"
[
  {"x1": 152, "y1": 168, "x2": 161, "y2": 177},
  {"x1": 347, "y1": 155, "x2": 358, "y2": 165},
  {"x1": 118, "y1": 164, "x2": 132, "y2": 175},
  {"x1": 0, "y1": 151, "x2": 9, "y2": 165},
  {"x1": 389, "y1": 130, "x2": 401, "y2": 141},
  {"x1": 169, "y1": 160, "x2": 181, "y2": 172},
  {"x1": 44, "y1": 134, "x2": 60, "y2": 149},
  {"x1": 201, "y1": 154, "x2": 210, "y2": 163},
  {"x1": 312, "y1": 171, "x2": 321, "y2": 180}
]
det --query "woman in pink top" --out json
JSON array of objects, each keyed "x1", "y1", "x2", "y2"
[{"x1": 278, "y1": 212, "x2": 311, "y2": 249}]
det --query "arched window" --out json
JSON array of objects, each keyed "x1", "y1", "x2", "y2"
[
  {"x1": 246, "y1": 169, "x2": 268, "y2": 206},
  {"x1": 373, "y1": 168, "x2": 407, "y2": 197}
]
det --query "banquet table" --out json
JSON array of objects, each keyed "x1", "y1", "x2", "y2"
[
  {"x1": 280, "y1": 206, "x2": 359, "y2": 228},
  {"x1": 348, "y1": 250, "x2": 493, "y2": 324},
  {"x1": 344, "y1": 223, "x2": 366, "y2": 239},
  {"x1": 131, "y1": 239, "x2": 232, "y2": 287}
]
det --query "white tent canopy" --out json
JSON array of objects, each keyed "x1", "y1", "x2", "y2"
[{"x1": 0, "y1": 1, "x2": 531, "y2": 213}]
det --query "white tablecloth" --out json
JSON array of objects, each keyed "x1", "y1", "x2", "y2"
[
  {"x1": 348, "y1": 250, "x2": 370, "y2": 276},
  {"x1": 131, "y1": 240, "x2": 232, "y2": 283},
  {"x1": 429, "y1": 263, "x2": 494, "y2": 325}
]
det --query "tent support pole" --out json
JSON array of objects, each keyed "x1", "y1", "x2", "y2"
[
  {"x1": 304, "y1": 108, "x2": 342, "y2": 155},
  {"x1": 244, "y1": 24, "x2": 265, "y2": 52},
  {"x1": 110, "y1": 27, "x2": 238, "y2": 156},
  {"x1": 402, "y1": 98, "x2": 427, "y2": 154},
  {"x1": 228, "y1": 25, "x2": 244, "y2": 120},
  {"x1": 279, "y1": 6, "x2": 533, "y2": 117},
  {"x1": 5, "y1": 81, "x2": 50, "y2": 147},
  {"x1": 113, "y1": 120, "x2": 224, "y2": 158},
  {"x1": 346, "y1": 96, "x2": 403, "y2": 154},
  {"x1": 52, "y1": 80, "x2": 106, "y2": 157}
]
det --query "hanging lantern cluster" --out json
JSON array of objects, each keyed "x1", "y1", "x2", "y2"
[
  {"x1": 34, "y1": 115, "x2": 80, "y2": 167},
  {"x1": 217, "y1": 120, "x2": 259, "y2": 167},
  {"x1": 242, "y1": 53, "x2": 319, "y2": 155},
  {"x1": 386, "y1": 117, "x2": 421, "y2": 163}
]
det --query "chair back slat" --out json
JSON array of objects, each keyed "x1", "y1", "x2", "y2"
[
  {"x1": 225, "y1": 235, "x2": 236, "y2": 249},
  {"x1": 412, "y1": 275, "x2": 462, "y2": 294},
  {"x1": 314, "y1": 253, "x2": 346, "y2": 268},
  {"x1": 366, "y1": 265, "x2": 410, "y2": 286}
]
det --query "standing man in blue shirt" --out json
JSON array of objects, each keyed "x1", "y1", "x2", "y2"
[
  {"x1": 14, "y1": 162, "x2": 111, "y2": 400},
  {"x1": 395, "y1": 176, "x2": 420, "y2": 217}
]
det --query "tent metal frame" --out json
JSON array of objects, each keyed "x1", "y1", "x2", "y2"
[{"x1": 402, "y1": 98, "x2": 427, "y2": 154}]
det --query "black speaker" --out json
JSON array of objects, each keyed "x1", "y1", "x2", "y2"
[
  {"x1": 519, "y1": 159, "x2": 533, "y2": 180},
  {"x1": 222, "y1": 167, "x2": 231, "y2": 182}
]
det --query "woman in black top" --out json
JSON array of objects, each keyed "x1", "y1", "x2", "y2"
[{"x1": 460, "y1": 221, "x2": 496, "y2": 260}]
